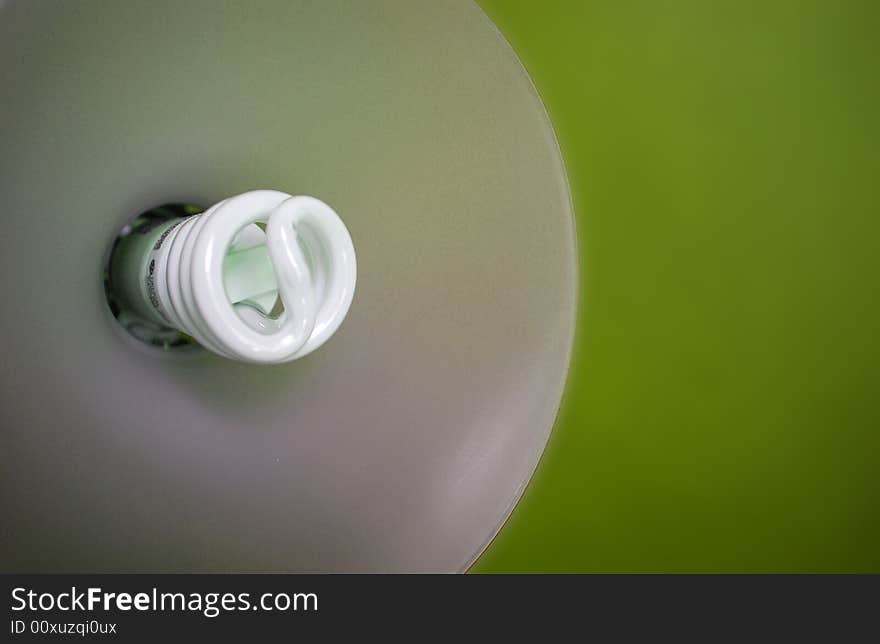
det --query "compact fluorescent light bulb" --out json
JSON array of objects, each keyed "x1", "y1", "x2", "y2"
[{"x1": 108, "y1": 190, "x2": 356, "y2": 363}]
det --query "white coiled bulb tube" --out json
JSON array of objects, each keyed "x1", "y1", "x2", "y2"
[{"x1": 110, "y1": 190, "x2": 356, "y2": 363}]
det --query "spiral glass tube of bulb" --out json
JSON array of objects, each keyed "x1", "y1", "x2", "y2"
[{"x1": 107, "y1": 190, "x2": 356, "y2": 363}]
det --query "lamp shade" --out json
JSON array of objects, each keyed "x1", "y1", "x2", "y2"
[{"x1": 0, "y1": 0, "x2": 575, "y2": 572}]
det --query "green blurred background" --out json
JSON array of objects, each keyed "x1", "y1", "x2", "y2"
[{"x1": 473, "y1": 0, "x2": 879, "y2": 572}]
